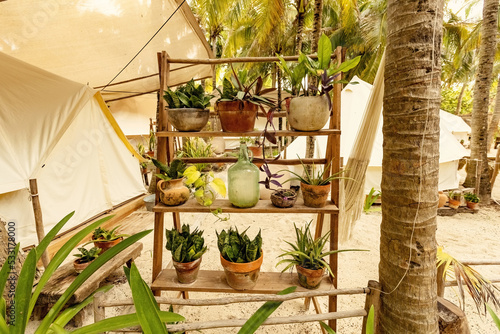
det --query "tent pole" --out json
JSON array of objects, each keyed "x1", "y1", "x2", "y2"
[{"x1": 29, "y1": 179, "x2": 50, "y2": 268}]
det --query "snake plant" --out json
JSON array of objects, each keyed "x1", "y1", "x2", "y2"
[
  {"x1": 216, "y1": 227, "x2": 262, "y2": 263},
  {"x1": 165, "y1": 224, "x2": 207, "y2": 263}
]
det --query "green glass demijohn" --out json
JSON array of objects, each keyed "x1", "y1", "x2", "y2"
[{"x1": 228, "y1": 142, "x2": 260, "y2": 208}]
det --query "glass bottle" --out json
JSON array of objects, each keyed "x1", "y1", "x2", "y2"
[{"x1": 228, "y1": 143, "x2": 260, "y2": 208}]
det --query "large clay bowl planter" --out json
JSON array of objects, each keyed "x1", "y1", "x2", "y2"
[
  {"x1": 466, "y1": 201, "x2": 479, "y2": 210},
  {"x1": 271, "y1": 188, "x2": 298, "y2": 208},
  {"x1": 167, "y1": 108, "x2": 209, "y2": 132},
  {"x1": 173, "y1": 257, "x2": 202, "y2": 284},
  {"x1": 73, "y1": 259, "x2": 93, "y2": 273},
  {"x1": 220, "y1": 253, "x2": 263, "y2": 290},
  {"x1": 287, "y1": 95, "x2": 330, "y2": 131},
  {"x1": 300, "y1": 182, "x2": 330, "y2": 208},
  {"x1": 438, "y1": 191, "x2": 447, "y2": 208},
  {"x1": 157, "y1": 178, "x2": 190, "y2": 206},
  {"x1": 216, "y1": 101, "x2": 257, "y2": 132},
  {"x1": 296, "y1": 265, "x2": 325, "y2": 289},
  {"x1": 93, "y1": 237, "x2": 123, "y2": 253}
]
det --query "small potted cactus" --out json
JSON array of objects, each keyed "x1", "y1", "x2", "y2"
[
  {"x1": 91, "y1": 226, "x2": 128, "y2": 252},
  {"x1": 165, "y1": 224, "x2": 207, "y2": 283},
  {"x1": 216, "y1": 227, "x2": 263, "y2": 290}
]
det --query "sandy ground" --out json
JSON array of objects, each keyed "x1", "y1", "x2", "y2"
[{"x1": 27, "y1": 178, "x2": 500, "y2": 333}]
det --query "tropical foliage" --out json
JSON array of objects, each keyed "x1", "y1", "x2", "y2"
[
  {"x1": 153, "y1": 159, "x2": 187, "y2": 181},
  {"x1": 92, "y1": 226, "x2": 128, "y2": 242},
  {"x1": 163, "y1": 79, "x2": 214, "y2": 109},
  {"x1": 216, "y1": 227, "x2": 262, "y2": 263},
  {"x1": 165, "y1": 224, "x2": 207, "y2": 263}
]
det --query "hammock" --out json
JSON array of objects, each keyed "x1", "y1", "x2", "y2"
[{"x1": 339, "y1": 54, "x2": 385, "y2": 242}]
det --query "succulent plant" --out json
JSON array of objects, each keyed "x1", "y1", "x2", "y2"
[
  {"x1": 152, "y1": 158, "x2": 187, "y2": 181},
  {"x1": 165, "y1": 224, "x2": 207, "y2": 263},
  {"x1": 92, "y1": 226, "x2": 128, "y2": 242},
  {"x1": 73, "y1": 247, "x2": 101, "y2": 263},
  {"x1": 163, "y1": 79, "x2": 213, "y2": 109},
  {"x1": 216, "y1": 227, "x2": 262, "y2": 263}
]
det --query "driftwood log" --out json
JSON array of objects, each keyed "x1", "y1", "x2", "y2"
[{"x1": 438, "y1": 297, "x2": 470, "y2": 334}]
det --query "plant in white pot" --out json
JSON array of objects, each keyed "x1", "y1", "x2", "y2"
[
  {"x1": 277, "y1": 33, "x2": 360, "y2": 131},
  {"x1": 163, "y1": 79, "x2": 214, "y2": 132}
]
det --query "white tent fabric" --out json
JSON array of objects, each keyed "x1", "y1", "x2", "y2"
[
  {"x1": 440, "y1": 109, "x2": 471, "y2": 145},
  {"x1": 286, "y1": 76, "x2": 468, "y2": 193},
  {"x1": 0, "y1": 0, "x2": 213, "y2": 102},
  {"x1": 0, "y1": 52, "x2": 145, "y2": 246}
]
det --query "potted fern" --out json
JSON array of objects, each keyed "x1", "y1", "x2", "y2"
[
  {"x1": 163, "y1": 79, "x2": 214, "y2": 132},
  {"x1": 165, "y1": 224, "x2": 207, "y2": 283},
  {"x1": 215, "y1": 68, "x2": 275, "y2": 133},
  {"x1": 277, "y1": 221, "x2": 364, "y2": 289},
  {"x1": 153, "y1": 158, "x2": 190, "y2": 206},
  {"x1": 73, "y1": 247, "x2": 101, "y2": 273},
  {"x1": 216, "y1": 227, "x2": 263, "y2": 290}
]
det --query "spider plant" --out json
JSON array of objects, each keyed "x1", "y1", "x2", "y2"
[
  {"x1": 437, "y1": 247, "x2": 500, "y2": 314},
  {"x1": 283, "y1": 156, "x2": 351, "y2": 186}
]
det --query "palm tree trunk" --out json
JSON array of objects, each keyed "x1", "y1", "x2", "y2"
[
  {"x1": 305, "y1": 0, "x2": 324, "y2": 164},
  {"x1": 463, "y1": 0, "x2": 498, "y2": 202},
  {"x1": 455, "y1": 82, "x2": 467, "y2": 115},
  {"x1": 487, "y1": 76, "x2": 500, "y2": 150},
  {"x1": 379, "y1": 0, "x2": 443, "y2": 332},
  {"x1": 295, "y1": 0, "x2": 306, "y2": 54},
  {"x1": 211, "y1": 36, "x2": 217, "y2": 88}
]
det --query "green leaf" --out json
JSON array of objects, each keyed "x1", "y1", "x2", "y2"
[
  {"x1": 129, "y1": 263, "x2": 169, "y2": 334},
  {"x1": 319, "y1": 321, "x2": 336, "y2": 333},
  {"x1": 210, "y1": 178, "x2": 227, "y2": 197},
  {"x1": 36, "y1": 211, "x2": 75, "y2": 262},
  {"x1": 177, "y1": 91, "x2": 191, "y2": 108},
  {"x1": 366, "y1": 305, "x2": 375, "y2": 334},
  {"x1": 317, "y1": 34, "x2": 332, "y2": 70},
  {"x1": 0, "y1": 314, "x2": 8, "y2": 334},
  {"x1": 13, "y1": 248, "x2": 37, "y2": 334},
  {"x1": 328, "y1": 56, "x2": 361, "y2": 75},
  {"x1": 0, "y1": 243, "x2": 19, "y2": 299},
  {"x1": 35, "y1": 230, "x2": 151, "y2": 334},
  {"x1": 238, "y1": 286, "x2": 297, "y2": 333},
  {"x1": 0, "y1": 297, "x2": 5, "y2": 321},
  {"x1": 47, "y1": 323, "x2": 69, "y2": 334},
  {"x1": 29, "y1": 215, "x2": 114, "y2": 321}
]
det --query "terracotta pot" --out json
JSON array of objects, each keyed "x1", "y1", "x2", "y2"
[
  {"x1": 287, "y1": 95, "x2": 330, "y2": 131},
  {"x1": 448, "y1": 198, "x2": 460, "y2": 209},
  {"x1": 93, "y1": 237, "x2": 123, "y2": 253},
  {"x1": 271, "y1": 188, "x2": 298, "y2": 208},
  {"x1": 216, "y1": 101, "x2": 257, "y2": 132},
  {"x1": 147, "y1": 151, "x2": 154, "y2": 157},
  {"x1": 296, "y1": 265, "x2": 325, "y2": 289},
  {"x1": 300, "y1": 182, "x2": 331, "y2": 208},
  {"x1": 220, "y1": 253, "x2": 263, "y2": 290},
  {"x1": 73, "y1": 259, "x2": 93, "y2": 273},
  {"x1": 172, "y1": 257, "x2": 202, "y2": 284},
  {"x1": 438, "y1": 191, "x2": 448, "y2": 208},
  {"x1": 466, "y1": 201, "x2": 479, "y2": 210},
  {"x1": 157, "y1": 178, "x2": 190, "y2": 206},
  {"x1": 167, "y1": 108, "x2": 209, "y2": 132},
  {"x1": 248, "y1": 145, "x2": 263, "y2": 168}
]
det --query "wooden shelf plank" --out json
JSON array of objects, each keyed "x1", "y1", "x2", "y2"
[
  {"x1": 151, "y1": 269, "x2": 335, "y2": 294},
  {"x1": 153, "y1": 199, "x2": 339, "y2": 214},
  {"x1": 156, "y1": 129, "x2": 340, "y2": 138},
  {"x1": 177, "y1": 157, "x2": 327, "y2": 165}
]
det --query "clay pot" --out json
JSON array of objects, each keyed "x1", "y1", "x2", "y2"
[
  {"x1": 73, "y1": 259, "x2": 93, "y2": 273},
  {"x1": 172, "y1": 257, "x2": 202, "y2": 284},
  {"x1": 296, "y1": 265, "x2": 325, "y2": 289},
  {"x1": 300, "y1": 182, "x2": 331, "y2": 208},
  {"x1": 167, "y1": 108, "x2": 209, "y2": 132},
  {"x1": 466, "y1": 201, "x2": 479, "y2": 210},
  {"x1": 93, "y1": 237, "x2": 123, "y2": 253},
  {"x1": 220, "y1": 253, "x2": 263, "y2": 290},
  {"x1": 157, "y1": 178, "x2": 190, "y2": 206},
  {"x1": 147, "y1": 151, "x2": 154, "y2": 157},
  {"x1": 448, "y1": 198, "x2": 460, "y2": 209},
  {"x1": 248, "y1": 145, "x2": 263, "y2": 168},
  {"x1": 438, "y1": 191, "x2": 448, "y2": 208},
  {"x1": 216, "y1": 101, "x2": 257, "y2": 132},
  {"x1": 287, "y1": 95, "x2": 330, "y2": 131},
  {"x1": 271, "y1": 188, "x2": 298, "y2": 208}
]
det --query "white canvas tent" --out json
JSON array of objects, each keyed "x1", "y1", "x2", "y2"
[
  {"x1": 0, "y1": 0, "x2": 214, "y2": 137},
  {"x1": 286, "y1": 76, "x2": 468, "y2": 193},
  {"x1": 440, "y1": 109, "x2": 471, "y2": 145},
  {"x1": 0, "y1": 52, "x2": 146, "y2": 246}
]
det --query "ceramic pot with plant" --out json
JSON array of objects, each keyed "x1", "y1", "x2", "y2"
[
  {"x1": 447, "y1": 191, "x2": 461, "y2": 209},
  {"x1": 283, "y1": 157, "x2": 351, "y2": 208},
  {"x1": 91, "y1": 226, "x2": 128, "y2": 252},
  {"x1": 216, "y1": 227, "x2": 263, "y2": 290},
  {"x1": 73, "y1": 247, "x2": 101, "y2": 273},
  {"x1": 165, "y1": 224, "x2": 207, "y2": 284},
  {"x1": 183, "y1": 164, "x2": 226, "y2": 207},
  {"x1": 277, "y1": 34, "x2": 360, "y2": 131},
  {"x1": 153, "y1": 159, "x2": 190, "y2": 206},
  {"x1": 271, "y1": 188, "x2": 298, "y2": 208},
  {"x1": 463, "y1": 192, "x2": 480, "y2": 210},
  {"x1": 277, "y1": 221, "x2": 364, "y2": 289},
  {"x1": 215, "y1": 67, "x2": 275, "y2": 133},
  {"x1": 163, "y1": 79, "x2": 214, "y2": 132}
]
